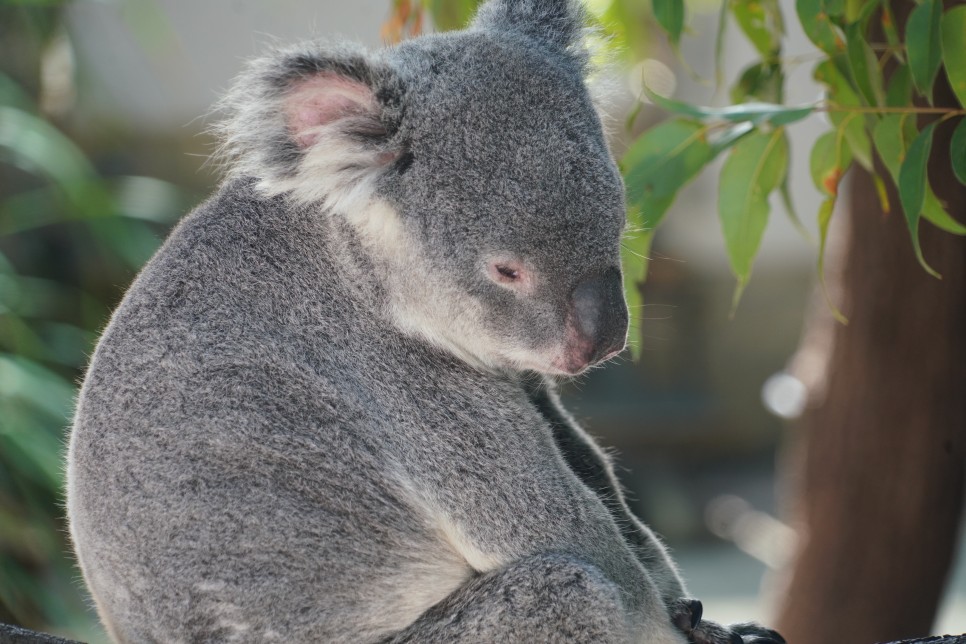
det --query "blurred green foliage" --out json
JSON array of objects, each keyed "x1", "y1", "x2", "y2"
[{"x1": 0, "y1": 1, "x2": 187, "y2": 638}]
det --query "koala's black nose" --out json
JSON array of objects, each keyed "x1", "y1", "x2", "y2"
[{"x1": 571, "y1": 267, "x2": 628, "y2": 365}]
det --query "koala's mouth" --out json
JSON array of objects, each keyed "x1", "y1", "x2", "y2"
[
  {"x1": 550, "y1": 345, "x2": 625, "y2": 376},
  {"x1": 511, "y1": 341, "x2": 625, "y2": 377}
]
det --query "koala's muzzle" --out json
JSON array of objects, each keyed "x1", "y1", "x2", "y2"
[{"x1": 561, "y1": 267, "x2": 628, "y2": 374}]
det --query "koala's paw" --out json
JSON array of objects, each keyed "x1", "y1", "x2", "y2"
[
  {"x1": 669, "y1": 599, "x2": 785, "y2": 644},
  {"x1": 690, "y1": 620, "x2": 784, "y2": 644}
]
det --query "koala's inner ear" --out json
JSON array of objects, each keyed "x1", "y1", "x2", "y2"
[{"x1": 284, "y1": 74, "x2": 381, "y2": 149}]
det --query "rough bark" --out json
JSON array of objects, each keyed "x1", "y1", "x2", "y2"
[{"x1": 774, "y1": 16, "x2": 966, "y2": 640}]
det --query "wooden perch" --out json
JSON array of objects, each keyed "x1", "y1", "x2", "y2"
[
  {"x1": 0, "y1": 623, "x2": 81, "y2": 644},
  {"x1": 2, "y1": 621, "x2": 965, "y2": 643}
]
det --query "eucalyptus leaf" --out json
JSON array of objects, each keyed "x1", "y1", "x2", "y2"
[
  {"x1": 810, "y1": 129, "x2": 853, "y2": 196},
  {"x1": 653, "y1": 0, "x2": 685, "y2": 46},
  {"x1": 898, "y1": 122, "x2": 941, "y2": 276},
  {"x1": 815, "y1": 60, "x2": 874, "y2": 169},
  {"x1": 714, "y1": 0, "x2": 728, "y2": 89},
  {"x1": 622, "y1": 119, "x2": 713, "y2": 231},
  {"x1": 731, "y1": 62, "x2": 784, "y2": 104},
  {"x1": 942, "y1": 6, "x2": 966, "y2": 108},
  {"x1": 906, "y1": 0, "x2": 943, "y2": 104},
  {"x1": 881, "y1": 3, "x2": 904, "y2": 62},
  {"x1": 709, "y1": 121, "x2": 755, "y2": 156},
  {"x1": 779, "y1": 177, "x2": 812, "y2": 242},
  {"x1": 797, "y1": 0, "x2": 845, "y2": 54},
  {"x1": 620, "y1": 230, "x2": 654, "y2": 361},
  {"x1": 814, "y1": 58, "x2": 862, "y2": 106},
  {"x1": 809, "y1": 127, "x2": 850, "y2": 322},
  {"x1": 731, "y1": 0, "x2": 783, "y2": 59},
  {"x1": 845, "y1": 22, "x2": 884, "y2": 106},
  {"x1": 885, "y1": 64, "x2": 912, "y2": 108},
  {"x1": 922, "y1": 190, "x2": 966, "y2": 235},
  {"x1": 645, "y1": 87, "x2": 815, "y2": 126},
  {"x1": 873, "y1": 115, "x2": 966, "y2": 235},
  {"x1": 837, "y1": 113, "x2": 873, "y2": 171},
  {"x1": 816, "y1": 197, "x2": 848, "y2": 323},
  {"x1": 825, "y1": 0, "x2": 845, "y2": 17},
  {"x1": 718, "y1": 128, "x2": 789, "y2": 311},
  {"x1": 872, "y1": 115, "x2": 905, "y2": 177},
  {"x1": 853, "y1": 0, "x2": 883, "y2": 26},
  {"x1": 952, "y1": 118, "x2": 966, "y2": 186}
]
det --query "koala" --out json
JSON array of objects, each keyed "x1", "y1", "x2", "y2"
[{"x1": 66, "y1": 0, "x2": 785, "y2": 642}]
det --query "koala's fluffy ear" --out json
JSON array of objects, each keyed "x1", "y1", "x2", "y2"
[
  {"x1": 216, "y1": 44, "x2": 404, "y2": 215},
  {"x1": 471, "y1": 0, "x2": 589, "y2": 67}
]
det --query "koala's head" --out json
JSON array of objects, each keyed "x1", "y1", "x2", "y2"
[{"x1": 219, "y1": 0, "x2": 628, "y2": 376}]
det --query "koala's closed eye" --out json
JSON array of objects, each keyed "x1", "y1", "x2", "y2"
[
  {"x1": 496, "y1": 265, "x2": 519, "y2": 280},
  {"x1": 486, "y1": 259, "x2": 530, "y2": 291}
]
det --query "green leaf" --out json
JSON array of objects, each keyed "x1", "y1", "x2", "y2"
[
  {"x1": 815, "y1": 60, "x2": 874, "y2": 170},
  {"x1": 825, "y1": 0, "x2": 845, "y2": 17},
  {"x1": 731, "y1": 62, "x2": 784, "y2": 104},
  {"x1": 621, "y1": 230, "x2": 654, "y2": 361},
  {"x1": 815, "y1": 197, "x2": 848, "y2": 323},
  {"x1": 718, "y1": 128, "x2": 789, "y2": 311},
  {"x1": 714, "y1": 1, "x2": 729, "y2": 89},
  {"x1": 898, "y1": 122, "x2": 941, "y2": 277},
  {"x1": 881, "y1": 3, "x2": 904, "y2": 62},
  {"x1": 922, "y1": 189, "x2": 966, "y2": 235},
  {"x1": 942, "y1": 6, "x2": 966, "y2": 108},
  {"x1": 952, "y1": 118, "x2": 966, "y2": 185},
  {"x1": 885, "y1": 64, "x2": 912, "y2": 107},
  {"x1": 837, "y1": 112, "x2": 873, "y2": 171},
  {"x1": 622, "y1": 119, "x2": 713, "y2": 231},
  {"x1": 853, "y1": 0, "x2": 883, "y2": 26},
  {"x1": 709, "y1": 121, "x2": 755, "y2": 156},
  {"x1": 872, "y1": 114, "x2": 905, "y2": 177},
  {"x1": 653, "y1": 0, "x2": 685, "y2": 46},
  {"x1": 731, "y1": 0, "x2": 783, "y2": 59},
  {"x1": 778, "y1": 176, "x2": 812, "y2": 242},
  {"x1": 0, "y1": 106, "x2": 96, "y2": 187},
  {"x1": 845, "y1": 22, "x2": 884, "y2": 105},
  {"x1": 0, "y1": 73, "x2": 35, "y2": 111},
  {"x1": 873, "y1": 115, "x2": 966, "y2": 235},
  {"x1": 645, "y1": 87, "x2": 815, "y2": 126},
  {"x1": 810, "y1": 129, "x2": 853, "y2": 196},
  {"x1": 844, "y1": 0, "x2": 862, "y2": 22},
  {"x1": 809, "y1": 127, "x2": 851, "y2": 322},
  {"x1": 814, "y1": 58, "x2": 862, "y2": 106},
  {"x1": 906, "y1": 0, "x2": 943, "y2": 104},
  {"x1": 797, "y1": 0, "x2": 845, "y2": 54}
]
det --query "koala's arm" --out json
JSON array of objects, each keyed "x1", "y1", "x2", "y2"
[
  {"x1": 522, "y1": 376, "x2": 687, "y2": 606},
  {"x1": 386, "y1": 553, "x2": 687, "y2": 644},
  {"x1": 522, "y1": 379, "x2": 787, "y2": 644}
]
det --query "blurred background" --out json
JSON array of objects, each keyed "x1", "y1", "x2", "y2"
[{"x1": 1, "y1": 0, "x2": 963, "y2": 642}]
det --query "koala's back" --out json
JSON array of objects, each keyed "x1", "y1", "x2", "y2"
[{"x1": 68, "y1": 182, "x2": 494, "y2": 642}]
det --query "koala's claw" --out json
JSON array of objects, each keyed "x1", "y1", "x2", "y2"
[{"x1": 670, "y1": 597, "x2": 703, "y2": 633}]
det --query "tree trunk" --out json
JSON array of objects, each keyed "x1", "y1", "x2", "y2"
[{"x1": 774, "y1": 11, "x2": 966, "y2": 639}]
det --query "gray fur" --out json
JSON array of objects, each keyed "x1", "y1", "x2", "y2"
[{"x1": 67, "y1": 1, "x2": 780, "y2": 642}]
